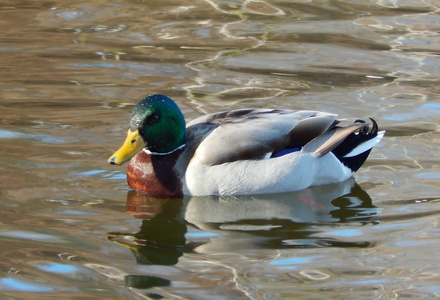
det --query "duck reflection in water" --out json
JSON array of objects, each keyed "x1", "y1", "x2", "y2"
[
  {"x1": 108, "y1": 178, "x2": 377, "y2": 265},
  {"x1": 108, "y1": 179, "x2": 377, "y2": 290},
  {"x1": 107, "y1": 195, "x2": 190, "y2": 266}
]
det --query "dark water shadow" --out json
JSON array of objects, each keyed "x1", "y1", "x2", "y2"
[{"x1": 107, "y1": 178, "x2": 377, "y2": 289}]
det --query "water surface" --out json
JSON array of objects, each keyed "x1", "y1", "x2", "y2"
[{"x1": 1, "y1": 0, "x2": 440, "y2": 299}]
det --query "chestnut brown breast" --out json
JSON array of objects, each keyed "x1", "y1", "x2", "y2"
[{"x1": 126, "y1": 148, "x2": 184, "y2": 197}]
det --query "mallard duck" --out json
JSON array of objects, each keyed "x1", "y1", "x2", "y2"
[{"x1": 108, "y1": 94, "x2": 384, "y2": 196}]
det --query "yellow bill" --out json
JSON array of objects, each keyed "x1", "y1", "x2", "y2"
[{"x1": 108, "y1": 129, "x2": 146, "y2": 165}]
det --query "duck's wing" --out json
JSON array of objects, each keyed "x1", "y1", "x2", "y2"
[{"x1": 186, "y1": 108, "x2": 338, "y2": 166}]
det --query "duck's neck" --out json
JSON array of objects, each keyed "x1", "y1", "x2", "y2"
[
  {"x1": 146, "y1": 134, "x2": 186, "y2": 154},
  {"x1": 143, "y1": 144, "x2": 186, "y2": 156},
  {"x1": 127, "y1": 146, "x2": 185, "y2": 197}
]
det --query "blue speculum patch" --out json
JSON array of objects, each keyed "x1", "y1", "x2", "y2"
[{"x1": 271, "y1": 147, "x2": 301, "y2": 158}]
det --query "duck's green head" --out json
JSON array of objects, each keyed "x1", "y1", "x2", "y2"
[{"x1": 108, "y1": 94, "x2": 186, "y2": 165}]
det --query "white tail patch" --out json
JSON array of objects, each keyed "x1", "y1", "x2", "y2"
[{"x1": 343, "y1": 131, "x2": 385, "y2": 158}]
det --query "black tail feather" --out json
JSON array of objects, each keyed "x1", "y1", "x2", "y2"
[{"x1": 332, "y1": 119, "x2": 379, "y2": 172}]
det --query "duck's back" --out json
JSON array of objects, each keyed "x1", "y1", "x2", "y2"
[{"x1": 186, "y1": 108, "x2": 338, "y2": 166}]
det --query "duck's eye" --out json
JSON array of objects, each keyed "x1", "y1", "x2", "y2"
[{"x1": 146, "y1": 113, "x2": 161, "y2": 124}]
